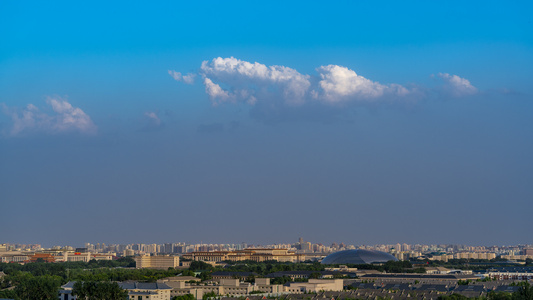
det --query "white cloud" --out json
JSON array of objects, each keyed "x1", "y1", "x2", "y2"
[
  {"x1": 437, "y1": 73, "x2": 478, "y2": 97},
  {"x1": 168, "y1": 70, "x2": 195, "y2": 84},
  {"x1": 188, "y1": 57, "x2": 413, "y2": 105},
  {"x1": 170, "y1": 57, "x2": 478, "y2": 109},
  {"x1": 1, "y1": 97, "x2": 96, "y2": 136},
  {"x1": 144, "y1": 111, "x2": 161, "y2": 126},
  {"x1": 200, "y1": 57, "x2": 311, "y2": 105},
  {"x1": 315, "y1": 65, "x2": 411, "y2": 103},
  {"x1": 203, "y1": 77, "x2": 233, "y2": 104}
]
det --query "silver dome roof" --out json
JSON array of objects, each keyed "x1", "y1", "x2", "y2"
[{"x1": 321, "y1": 249, "x2": 398, "y2": 264}]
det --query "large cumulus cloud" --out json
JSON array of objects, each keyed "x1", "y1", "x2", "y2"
[
  {"x1": 199, "y1": 57, "x2": 312, "y2": 105},
  {"x1": 169, "y1": 57, "x2": 478, "y2": 122},
  {"x1": 170, "y1": 57, "x2": 446, "y2": 107},
  {"x1": 314, "y1": 65, "x2": 411, "y2": 102}
]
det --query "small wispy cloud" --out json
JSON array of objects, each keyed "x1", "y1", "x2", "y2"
[
  {"x1": 436, "y1": 73, "x2": 478, "y2": 97},
  {"x1": 168, "y1": 70, "x2": 195, "y2": 84},
  {"x1": 139, "y1": 111, "x2": 165, "y2": 132},
  {"x1": 1, "y1": 97, "x2": 97, "y2": 136},
  {"x1": 144, "y1": 111, "x2": 161, "y2": 126}
]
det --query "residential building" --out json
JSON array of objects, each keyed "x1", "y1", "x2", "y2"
[{"x1": 135, "y1": 255, "x2": 180, "y2": 269}]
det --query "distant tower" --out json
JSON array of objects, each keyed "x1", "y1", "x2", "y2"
[{"x1": 299, "y1": 237, "x2": 304, "y2": 244}]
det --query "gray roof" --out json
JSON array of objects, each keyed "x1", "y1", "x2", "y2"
[
  {"x1": 381, "y1": 283, "x2": 411, "y2": 290},
  {"x1": 417, "y1": 284, "x2": 449, "y2": 292},
  {"x1": 129, "y1": 291, "x2": 158, "y2": 295},
  {"x1": 266, "y1": 271, "x2": 314, "y2": 277},
  {"x1": 61, "y1": 281, "x2": 76, "y2": 289},
  {"x1": 351, "y1": 283, "x2": 376, "y2": 289},
  {"x1": 212, "y1": 271, "x2": 258, "y2": 277},
  {"x1": 119, "y1": 282, "x2": 172, "y2": 290},
  {"x1": 361, "y1": 273, "x2": 477, "y2": 280},
  {"x1": 494, "y1": 285, "x2": 521, "y2": 293},
  {"x1": 61, "y1": 280, "x2": 172, "y2": 291},
  {"x1": 453, "y1": 285, "x2": 485, "y2": 292}
]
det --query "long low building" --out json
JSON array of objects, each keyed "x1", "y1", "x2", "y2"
[
  {"x1": 1, "y1": 251, "x2": 114, "y2": 263},
  {"x1": 358, "y1": 273, "x2": 480, "y2": 281},
  {"x1": 486, "y1": 271, "x2": 533, "y2": 280},
  {"x1": 182, "y1": 248, "x2": 305, "y2": 263},
  {"x1": 285, "y1": 279, "x2": 343, "y2": 293},
  {"x1": 160, "y1": 278, "x2": 343, "y2": 299}
]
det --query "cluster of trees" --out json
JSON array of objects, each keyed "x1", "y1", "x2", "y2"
[
  {"x1": 72, "y1": 281, "x2": 128, "y2": 300},
  {"x1": 0, "y1": 260, "x2": 182, "y2": 283},
  {"x1": 172, "y1": 294, "x2": 196, "y2": 300},
  {"x1": 0, "y1": 273, "x2": 62, "y2": 300},
  {"x1": 0, "y1": 258, "x2": 182, "y2": 300},
  {"x1": 0, "y1": 257, "x2": 135, "y2": 278},
  {"x1": 217, "y1": 260, "x2": 325, "y2": 275},
  {"x1": 171, "y1": 292, "x2": 219, "y2": 300}
]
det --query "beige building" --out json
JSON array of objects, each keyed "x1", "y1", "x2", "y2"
[
  {"x1": 53, "y1": 252, "x2": 114, "y2": 263},
  {"x1": 135, "y1": 255, "x2": 180, "y2": 269},
  {"x1": 60, "y1": 281, "x2": 173, "y2": 300},
  {"x1": 182, "y1": 248, "x2": 305, "y2": 263},
  {"x1": 121, "y1": 282, "x2": 172, "y2": 300},
  {"x1": 500, "y1": 254, "x2": 533, "y2": 261},
  {"x1": 0, "y1": 253, "x2": 29, "y2": 263},
  {"x1": 430, "y1": 252, "x2": 496, "y2": 261},
  {"x1": 487, "y1": 271, "x2": 533, "y2": 280},
  {"x1": 159, "y1": 277, "x2": 341, "y2": 300},
  {"x1": 285, "y1": 279, "x2": 344, "y2": 293}
]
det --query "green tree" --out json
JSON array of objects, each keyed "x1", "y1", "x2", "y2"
[
  {"x1": 437, "y1": 294, "x2": 468, "y2": 300},
  {"x1": 203, "y1": 291, "x2": 218, "y2": 300},
  {"x1": 173, "y1": 293, "x2": 195, "y2": 300},
  {"x1": 14, "y1": 274, "x2": 62, "y2": 300},
  {"x1": 72, "y1": 281, "x2": 128, "y2": 300},
  {"x1": 190, "y1": 261, "x2": 214, "y2": 271},
  {"x1": 198, "y1": 271, "x2": 212, "y2": 281},
  {"x1": 179, "y1": 270, "x2": 196, "y2": 277},
  {"x1": 488, "y1": 291, "x2": 512, "y2": 300},
  {"x1": 457, "y1": 280, "x2": 471, "y2": 285},
  {"x1": 512, "y1": 282, "x2": 533, "y2": 300}
]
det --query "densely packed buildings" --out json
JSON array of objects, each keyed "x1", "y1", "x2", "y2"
[{"x1": 1, "y1": 241, "x2": 532, "y2": 264}]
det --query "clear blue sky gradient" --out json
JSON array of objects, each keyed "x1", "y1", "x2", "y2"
[{"x1": 0, "y1": 1, "x2": 532, "y2": 247}]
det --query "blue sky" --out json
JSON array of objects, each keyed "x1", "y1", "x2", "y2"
[{"x1": 1, "y1": 1, "x2": 532, "y2": 247}]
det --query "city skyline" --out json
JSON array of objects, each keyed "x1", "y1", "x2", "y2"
[
  {"x1": 1, "y1": 1, "x2": 532, "y2": 246},
  {"x1": 2, "y1": 240, "x2": 532, "y2": 253}
]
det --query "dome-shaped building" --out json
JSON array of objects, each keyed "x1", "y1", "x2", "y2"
[{"x1": 321, "y1": 249, "x2": 398, "y2": 265}]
